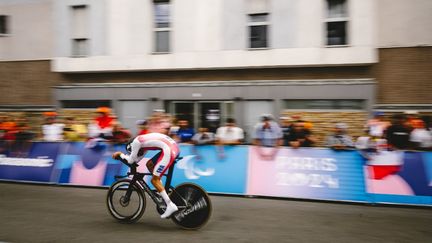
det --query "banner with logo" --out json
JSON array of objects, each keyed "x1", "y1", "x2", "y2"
[
  {"x1": 1, "y1": 142, "x2": 431, "y2": 206},
  {"x1": 52, "y1": 142, "x2": 124, "y2": 186},
  {"x1": 247, "y1": 147, "x2": 368, "y2": 202},
  {"x1": 171, "y1": 145, "x2": 249, "y2": 194},
  {"x1": 365, "y1": 151, "x2": 432, "y2": 205},
  {"x1": 0, "y1": 142, "x2": 60, "y2": 182}
]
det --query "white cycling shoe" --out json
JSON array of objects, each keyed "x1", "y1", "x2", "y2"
[{"x1": 161, "y1": 202, "x2": 178, "y2": 219}]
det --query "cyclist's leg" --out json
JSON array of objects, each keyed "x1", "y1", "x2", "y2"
[{"x1": 150, "y1": 149, "x2": 178, "y2": 218}]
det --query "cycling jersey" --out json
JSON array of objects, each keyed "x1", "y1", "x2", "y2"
[{"x1": 120, "y1": 133, "x2": 180, "y2": 177}]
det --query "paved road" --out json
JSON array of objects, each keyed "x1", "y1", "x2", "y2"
[{"x1": 0, "y1": 183, "x2": 431, "y2": 243}]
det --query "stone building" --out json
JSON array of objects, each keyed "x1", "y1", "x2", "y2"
[{"x1": 0, "y1": 0, "x2": 431, "y2": 141}]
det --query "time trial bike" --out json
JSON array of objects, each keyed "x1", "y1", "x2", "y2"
[{"x1": 106, "y1": 154, "x2": 212, "y2": 229}]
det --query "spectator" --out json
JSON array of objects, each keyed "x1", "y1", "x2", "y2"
[
  {"x1": 148, "y1": 109, "x2": 172, "y2": 135},
  {"x1": 12, "y1": 121, "x2": 34, "y2": 156},
  {"x1": 174, "y1": 120, "x2": 195, "y2": 143},
  {"x1": 136, "y1": 119, "x2": 149, "y2": 135},
  {"x1": 326, "y1": 123, "x2": 354, "y2": 150},
  {"x1": 252, "y1": 115, "x2": 283, "y2": 147},
  {"x1": 168, "y1": 118, "x2": 180, "y2": 139},
  {"x1": 385, "y1": 114, "x2": 412, "y2": 150},
  {"x1": 302, "y1": 121, "x2": 317, "y2": 147},
  {"x1": 192, "y1": 127, "x2": 215, "y2": 145},
  {"x1": 190, "y1": 127, "x2": 215, "y2": 160},
  {"x1": 0, "y1": 115, "x2": 6, "y2": 153},
  {"x1": 215, "y1": 118, "x2": 244, "y2": 145},
  {"x1": 86, "y1": 107, "x2": 115, "y2": 148},
  {"x1": 1, "y1": 116, "x2": 17, "y2": 142},
  {"x1": 93, "y1": 107, "x2": 114, "y2": 139},
  {"x1": 365, "y1": 112, "x2": 390, "y2": 138},
  {"x1": 404, "y1": 110, "x2": 422, "y2": 130},
  {"x1": 410, "y1": 116, "x2": 432, "y2": 150},
  {"x1": 287, "y1": 121, "x2": 314, "y2": 149},
  {"x1": 111, "y1": 122, "x2": 132, "y2": 144},
  {"x1": 252, "y1": 115, "x2": 282, "y2": 160},
  {"x1": 42, "y1": 113, "x2": 64, "y2": 142},
  {"x1": 279, "y1": 116, "x2": 292, "y2": 146},
  {"x1": 63, "y1": 117, "x2": 87, "y2": 142}
]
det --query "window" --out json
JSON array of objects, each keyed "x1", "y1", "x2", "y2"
[
  {"x1": 153, "y1": 1, "x2": 171, "y2": 53},
  {"x1": 0, "y1": 15, "x2": 10, "y2": 35},
  {"x1": 72, "y1": 38, "x2": 88, "y2": 57},
  {"x1": 284, "y1": 100, "x2": 364, "y2": 110},
  {"x1": 248, "y1": 13, "x2": 268, "y2": 49},
  {"x1": 168, "y1": 101, "x2": 235, "y2": 132},
  {"x1": 70, "y1": 5, "x2": 89, "y2": 57},
  {"x1": 325, "y1": 0, "x2": 348, "y2": 46}
]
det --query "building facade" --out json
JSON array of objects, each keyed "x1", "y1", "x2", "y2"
[{"x1": 0, "y1": 0, "x2": 431, "y2": 137}]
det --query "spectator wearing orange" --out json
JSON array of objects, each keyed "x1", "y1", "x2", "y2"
[
  {"x1": 1, "y1": 116, "x2": 17, "y2": 141},
  {"x1": 88, "y1": 107, "x2": 114, "y2": 139},
  {"x1": 404, "y1": 110, "x2": 423, "y2": 131}
]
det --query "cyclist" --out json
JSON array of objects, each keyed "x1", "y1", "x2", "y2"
[{"x1": 112, "y1": 133, "x2": 180, "y2": 219}]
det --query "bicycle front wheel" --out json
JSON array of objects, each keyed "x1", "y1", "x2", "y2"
[
  {"x1": 170, "y1": 183, "x2": 212, "y2": 229},
  {"x1": 106, "y1": 179, "x2": 146, "y2": 223}
]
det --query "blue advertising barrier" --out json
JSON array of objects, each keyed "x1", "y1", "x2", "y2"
[
  {"x1": 1, "y1": 142, "x2": 431, "y2": 206},
  {"x1": 365, "y1": 151, "x2": 432, "y2": 205},
  {"x1": 0, "y1": 142, "x2": 61, "y2": 183},
  {"x1": 247, "y1": 147, "x2": 368, "y2": 202},
  {"x1": 171, "y1": 145, "x2": 248, "y2": 194},
  {"x1": 53, "y1": 142, "x2": 125, "y2": 186}
]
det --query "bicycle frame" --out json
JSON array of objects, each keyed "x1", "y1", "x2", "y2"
[{"x1": 116, "y1": 154, "x2": 188, "y2": 210}]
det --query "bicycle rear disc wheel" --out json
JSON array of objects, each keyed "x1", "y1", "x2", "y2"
[
  {"x1": 170, "y1": 183, "x2": 212, "y2": 229},
  {"x1": 107, "y1": 179, "x2": 146, "y2": 223}
]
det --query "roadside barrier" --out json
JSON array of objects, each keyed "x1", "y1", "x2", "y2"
[{"x1": 1, "y1": 142, "x2": 430, "y2": 206}]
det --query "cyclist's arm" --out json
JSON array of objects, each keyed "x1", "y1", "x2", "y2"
[{"x1": 120, "y1": 138, "x2": 145, "y2": 164}]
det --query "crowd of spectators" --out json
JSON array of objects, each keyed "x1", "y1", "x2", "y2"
[{"x1": 1, "y1": 108, "x2": 431, "y2": 152}]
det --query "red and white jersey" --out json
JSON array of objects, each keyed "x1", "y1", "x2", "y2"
[{"x1": 120, "y1": 133, "x2": 180, "y2": 176}]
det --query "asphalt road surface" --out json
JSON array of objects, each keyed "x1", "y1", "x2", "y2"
[{"x1": 0, "y1": 183, "x2": 431, "y2": 243}]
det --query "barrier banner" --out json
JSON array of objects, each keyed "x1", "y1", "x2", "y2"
[
  {"x1": 365, "y1": 151, "x2": 432, "y2": 205},
  {"x1": 53, "y1": 142, "x2": 124, "y2": 186},
  {"x1": 0, "y1": 142, "x2": 60, "y2": 182},
  {"x1": 247, "y1": 147, "x2": 367, "y2": 202},
  {"x1": 171, "y1": 145, "x2": 249, "y2": 194}
]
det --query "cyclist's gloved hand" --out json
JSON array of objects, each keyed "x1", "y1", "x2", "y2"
[{"x1": 112, "y1": 151, "x2": 122, "y2": 160}]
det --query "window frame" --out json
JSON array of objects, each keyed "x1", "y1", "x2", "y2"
[
  {"x1": 0, "y1": 15, "x2": 10, "y2": 36},
  {"x1": 71, "y1": 38, "x2": 89, "y2": 57},
  {"x1": 153, "y1": 1, "x2": 171, "y2": 54},
  {"x1": 247, "y1": 13, "x2": 270, "y2": 50},
  {"x1": 70, "y1": 5, "x2": 89, "y2": 57},
  {"x1": 324, "y1": 0, "x2": 350, "y2": 47}
]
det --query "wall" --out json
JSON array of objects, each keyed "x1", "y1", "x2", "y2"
[
  {"x1": 52, "y1": 0, "x2": 377, "y2": 72},
  {"x1": 373, "y1": 47, "x2": 432, "y2": 104},
  {"x1": 378, "y1": 0, "x2": 432, "y2": 48},
  {"x1": 0, "y1": 0, "x2": 53, "y2": 61},
  {"x1": 0, "y1": 60, "x2": 63, "y2": 105},
  {"x1": 54, "y1": 0, "x2": 107, "y2": 57}
]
